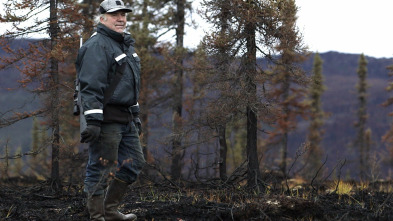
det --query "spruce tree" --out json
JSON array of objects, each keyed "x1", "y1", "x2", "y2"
[
  {"x1": 304, "y1": 53, "x2": 325, "y2": 179},
  {"x1": 0, "y1": 0, "x2": 85, "y2": 189},
  {"x1": 355, "y1": 54, "x2": 369, "y2": 180},
  {"x1": 126, "y1": 0, "x2": 184, "y2": 179},
  {"x1": 169, "y1": 0, "x2": 187, "y2": 181},
  {"x1": 213, "y1": 0, "x2": 231, "y2": 182},
  {"x1": 29, "y1": 117, "x2": 40, "y2": 177},
  {"x1": 267, "y1": 0, "x2": 308, "y2": 177},
  {"x1": 29, "y1": 117, "x2": 50, "y2": 180},
  {"x1": 382, "y1": 65, "x2": 393, "y2": 164},
  {"x1": 199, "y1": 0, "x2": 306, "y2": 189},
  {"x1": 198, "y1": 0, "x2": 235, "y2": 181}
]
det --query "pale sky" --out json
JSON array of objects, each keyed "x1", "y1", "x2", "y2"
[
  {"x1": 185, "y1": 0, "x2": 393, "y2": 58},
  {"x1": 1, "y1": 0, "x2": 392, "y2": 58}
]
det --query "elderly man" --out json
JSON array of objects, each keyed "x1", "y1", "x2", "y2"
[{"x1": 75, "y1": 0, "x2": 145, "y2": 220}]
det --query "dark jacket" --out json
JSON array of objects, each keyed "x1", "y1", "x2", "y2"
[{"x1": 75, "y1": 23, "x2": 140, "y2": 125}]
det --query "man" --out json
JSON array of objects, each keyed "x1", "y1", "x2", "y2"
[{"x1": 75, "y1": 0, "x2": 145, "y2": 220}]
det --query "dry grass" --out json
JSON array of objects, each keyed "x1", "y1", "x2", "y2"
[
  {"x1": 1, "y1": 178, "x2": 393, "y2": 220},
  {"x1": 333, "y1": 180, "x2": 354, "y2": 195}
]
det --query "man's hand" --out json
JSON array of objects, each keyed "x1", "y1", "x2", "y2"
[
  {"x1": 133, "y1": 118, "x2": 142, "y2": 136},
  {"x1": 81, "y1": 125, "x2": 101, "y2": 143}
]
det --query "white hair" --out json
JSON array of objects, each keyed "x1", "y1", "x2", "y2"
[{"x1": 95, "y1": 14, "x2": 107, "y2": 24}]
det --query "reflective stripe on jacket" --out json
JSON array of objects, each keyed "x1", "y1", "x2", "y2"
[{"x1": 75, "y1": 23, "x2": 140, "y2": 124}]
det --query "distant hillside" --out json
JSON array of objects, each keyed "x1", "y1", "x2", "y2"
[
  {"x1": 289, "y1": 51, "x2": 392, "y2": 178},
  {"x1": 1, "y1": 45, "x2": 392, "y2": 178},
  {"x1": 0, "y1": 39, "x2": 41, "y2": 152}
]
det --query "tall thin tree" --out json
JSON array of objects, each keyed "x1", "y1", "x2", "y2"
[
  {"x1": 199, "y1": 0, "x2": 307, "y2": 188},
  {"x1": 354, "y1": 54, "x2": 369, "y2": 180},
  {"x1": 170, "y1": 0, "x2": 186, "y2": 180},
  {"x1": 268, "y1": 0, "x2": 308, "y2": 177},
  {"x1": 199, "y1": 0, "x2": 234, "y2": 181},
  {"x1": 49, "y1": 0, "x2": 60, "y2": 188},
  {"x1": 382, "y1": 65, "x2": 393, "y2": 163},
  {"x1": 215, "y1": 0, "x2": 231, "y2": 182},
  {"x1": 304, "y1": 52, "x2": 325, "y2": 179},
  {"x1": 127, "y1": 0, "x2": 175, "y2": 178},
  {"x1": 243, "y1": 3, "x2": 260, "y2": 188},
  {"x1": 0, "y1": 0, "x2": 85, "y2": 189}
]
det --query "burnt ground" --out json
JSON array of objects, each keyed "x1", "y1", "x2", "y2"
[{"x1": 0, "y1": 178, "x2": 393, "y2": 221}]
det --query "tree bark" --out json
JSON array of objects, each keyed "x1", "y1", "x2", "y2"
[
  {"x1": 280, "y1": 76, "x2": 290, "y2": 176},
  {"x1": 244, "y1": 18, "x2": 260, "y2": 189},
  {"x1": 356, "y1": 54, "x2": 369, "y2": 181},
  {"x1": 217, "y1": 0, "x2": 230, "y2": 182},
  {"x1": 49, "y1": 0, "x2": 60, "y2": 189},
  {"x1": 170, "y1": 0, "x2": 185, "y2": 180},
  {"x1": 218, "y1": 125, "x2": 227, "y2": 181}
]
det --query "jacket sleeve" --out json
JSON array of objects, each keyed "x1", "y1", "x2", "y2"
[{"x1": 77, "y1": 42, "x2": 111, "y2": 124}]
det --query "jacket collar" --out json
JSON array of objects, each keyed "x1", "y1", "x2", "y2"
[{"x1": 97, "y1": 23, "x2": 134, "y2": 47}]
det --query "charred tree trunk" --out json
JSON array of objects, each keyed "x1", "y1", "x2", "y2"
[
  {"x1": 49, "y1": 0, "x2": 60, "y2": 189},
  {"x1": 244, "y1": 18, "x2": 261, "y2": 189},
  {"x1": 138, "y1": 0, "x2": 152, "y2": 180},
  {"x1": 356, "y1": 54, "x2": 369, "y2": 181},
  {"x1": 170, "y1": 0, "x2": 185, "y2": 180},
  {"x1": 218, "y1": 125, "x2": 227, "y2": 181},
  {"x1": 279, "y1": 76, "x2": 290, "y2": 177},
  {"x1": 217, "y1": 0, "x2": 230, "y2": 182}
]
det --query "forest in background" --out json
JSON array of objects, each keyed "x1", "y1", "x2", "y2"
[
  {"x1": 1, "y1": 0, "x2": 393, "y2": 220},
  {"x1": 1, "y1": 48, "x2": 392, "y2": 182},
  {"x1": 1, "y1": 47, "x2": 393, "y2": 221},
  {"x1": 0, "y1": 0, "x2": 391, "y2": 198}
]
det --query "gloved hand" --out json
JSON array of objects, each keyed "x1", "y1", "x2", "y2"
[
  {"x1": 133, "y1": 117, "x2": 142, "y2": 136},
  {"x1": 81, "y1": 125, "x2": 101, "y2": 143}
]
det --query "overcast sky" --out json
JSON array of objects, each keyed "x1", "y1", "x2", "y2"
[
  {"x1": 185, "y1": 0, "x2": 393, "y2": 58},
  {"x1": 1, "y1": 0, "x2": 392, "y2": 58}
]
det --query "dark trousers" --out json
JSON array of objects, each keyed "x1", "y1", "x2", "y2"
[{"x1": 84, "y1": 122, "x2": 145, "y2": 196}]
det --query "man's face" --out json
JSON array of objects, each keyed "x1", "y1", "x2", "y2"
[{"x1": 101, "y1": 11, "x2": 127, "y2": 34}]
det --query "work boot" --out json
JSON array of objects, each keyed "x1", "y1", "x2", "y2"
[
  {"x1": 104, "y1": 178, "x2": 137, "y2": 221},
  {"x1": 87, "y1": 194, "x2": 105, "y2": 221}
]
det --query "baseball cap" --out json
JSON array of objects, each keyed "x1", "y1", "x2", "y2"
[{"x1": 99, "y1": 0, "x2": 132, "y2": 14}]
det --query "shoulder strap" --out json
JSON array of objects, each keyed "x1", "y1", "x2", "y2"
[{"x1": 102, "y1": 62, "x2": 126, "y2": 107}]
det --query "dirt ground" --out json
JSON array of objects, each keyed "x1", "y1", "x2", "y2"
[{"x1": 1, "y1": 178, "x2": 393, "y2": 221}]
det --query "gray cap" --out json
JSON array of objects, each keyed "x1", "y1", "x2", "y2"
[{"x1": 99, "y1": 0, "x2": 132, "y2": 14}]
